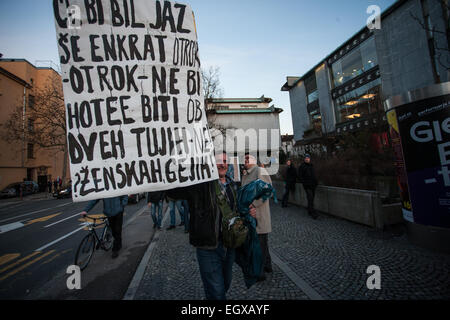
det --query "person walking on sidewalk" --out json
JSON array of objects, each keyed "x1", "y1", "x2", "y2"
[
  {"x1": 166, "y1": 152, "x2": 256, "y2": 300},
  {"x1": 147, "y1": 191, "x2": 165, "y2": 230},
  {"x1": 166, "y1": 196, "x2": 184, "y2": 231},
  {"x1": 282, "y1": 159, "x2": 297, "y2": 208},
  {"x1": 181, "y1": 199, "x2": 189, "y2": 233},
  {"x1": 242, "y1": 154, "x2": 273, "y2": 282},
  {"x1": 298, "y1": 154, "x2": 319, "y2": 219},
  {"x1": 81, "y1": 195, "x2": 128, "y2": 258}
]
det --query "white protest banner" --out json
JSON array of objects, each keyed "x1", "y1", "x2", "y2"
[{"x1": 53, "y1": 0, "x2": 218, "y2": 202}]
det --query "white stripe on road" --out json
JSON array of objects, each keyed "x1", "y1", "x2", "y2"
[
  {"x1": 0, "y1": 202, "x2": 72, "y2": 224},
  {"x1": 44, "y1": 213, "x2": 81, "y2": 228},
  {"x1": 0, "y1": 221, "x2": 25, "y2": 234},
  {"x1": 34, "y1": 226, "x2": 85, "y2": 252}
]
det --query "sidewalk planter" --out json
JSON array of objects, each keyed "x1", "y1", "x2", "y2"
[{"x1": 273, "y1": 181, "x2": 402, "y2": 229}]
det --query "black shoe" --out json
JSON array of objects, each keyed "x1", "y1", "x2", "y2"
[
  {"x1": 179, "y1": 222, "x2": 185, "y2": 226},
  {"x1": 157, "y1": 226, "x2": 162, "y2": 230},
  {"x1": 153, "y1": 223, "x2": 157, "y2": 229},
  {"x1": 256, "y1": 275, "x2": 266, "y2": 282},
  {"x1": 112, "y1": 251, "x2": 119, "y2": 259},
  {"x1": 264, "y1": 267, "x2": 273, "y2": 273},
  {"x1": 166, "y1": 225, "x2": 175, "y2": 230}
]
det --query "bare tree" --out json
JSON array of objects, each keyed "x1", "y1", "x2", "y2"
[
  {"x1": 409, "y1": 0, "x2": 450, "y2": 73},
  {"x1": 1, "y1": 73, "x2": 68, "y2": 183},
  {"x1": 202, "y1": 66, "x2": 224, "y2": 102}
]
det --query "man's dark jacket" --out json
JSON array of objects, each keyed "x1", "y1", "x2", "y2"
[
  {"x1": 284, "y1": 164, "x2": 297, "y2": 189},
  {"x1": 166, "y1": 180, "x2": 237, "y2": 249},
  {"x1": 298, "y1": 162, "x2": 318, "y2": 188},
  {"x1": 147, "y1": 191, "x2": 165, "y2": 204}
]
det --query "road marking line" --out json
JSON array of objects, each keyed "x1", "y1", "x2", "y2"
[
  {"x1": 44, "y1": 213, "x2": 80, "y2": 228},
  {"x1": 25, "y1": 212, "x2": 62, "y2": 226},
  {"x1": 0, "y1": 202, "x2": 71, "y2": 224},
  {"x1": 0, "y1": 250, "x2": 56, "y2": 281},
  {"x1": 0, "y1": 253, "x2": 21, "y2": 266},
  {"x1": 0, "y1": 221, "x2": 25, "y2": 234},
  {"x1": 0, "y1": 252, "x2": 41, "y2": 274},
  {"x1": 34, "y1": 226, "x2": 86, "y2": 252}
]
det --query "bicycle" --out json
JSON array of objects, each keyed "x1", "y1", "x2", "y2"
[{"x1": 74, "y1": 214, "x2": 113, "y2": 270}]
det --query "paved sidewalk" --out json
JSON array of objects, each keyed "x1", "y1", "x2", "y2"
[{"x1": 131, "y1": 202, "x2": 450, "y2": 300}]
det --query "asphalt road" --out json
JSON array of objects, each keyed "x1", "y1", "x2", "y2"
[{"x1": 0, "y1": 193, "x2": 150, "y2": 300}]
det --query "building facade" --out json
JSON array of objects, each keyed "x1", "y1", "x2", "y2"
[
  {"x1": 282, "y1": 0, "x2": 450, "y2": 148},
  {"x1": 206, "y1": 96, "x2": 283, "y2": 164},
  {"x1": 0, "y1": 59, "x2": 69, "y2": 191}
]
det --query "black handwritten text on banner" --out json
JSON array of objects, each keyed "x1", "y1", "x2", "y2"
[{"x1": 53, "y1": 0, "x2": 218, "y2": 201}]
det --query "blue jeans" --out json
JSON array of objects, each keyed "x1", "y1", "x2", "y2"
[
  {"x1": 151, "y1": 201, "x2": 163, "y2": 227},
  {"x1": 169, "y1": 200, "x2": 184, "y2": 227},
  {"x1": 196, "y1": 242, "x2": 235, "y2": 300},
  {"x1": 181, "y1": 200, "x2": 189, "y2": 232}
]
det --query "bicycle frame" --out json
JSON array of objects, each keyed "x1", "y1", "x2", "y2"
[{"x1": 82, "y1": 216, "x2": 110, "y2": 250}]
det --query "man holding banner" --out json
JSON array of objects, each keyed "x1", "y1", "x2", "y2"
[
  {"x1": 53, "y1": 0, "x2": 249, "y2": 299},
  {"x1": 166, "y1": 152, "x2": 257, "y2": 300}
]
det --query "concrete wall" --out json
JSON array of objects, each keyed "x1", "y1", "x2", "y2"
[
  {"x1": 374, "y1": 0, "x2": 436, "y2": 100},
  {"x1": 288, "y1": 81, "x2": 310, "y2": 141},
  {"x1": 273, "y1": 180, "x2": 403, "y2": 229}
]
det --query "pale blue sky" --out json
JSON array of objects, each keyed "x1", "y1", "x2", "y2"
[{"x1": 0, "y1": 0, "x2": 396, "y2": 135}]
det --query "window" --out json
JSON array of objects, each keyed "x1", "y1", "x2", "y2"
[
  {"x1": 305, "y1": 73, "x2": 318, "y2": 104},
  {"x1": 307, "y1": 90, "x2": 318, "y2": 104},
  {"x1": 27, "y1": 143, "x2": 34, "y2": 159},
  {"x1": 28, "y1": 119, "x2": 34, "y2": 133},
  {"x1": 334, "y1": 78, "x2": 381, "y2": 124},
  {"x1": 28, "y1": 95, "x2": 35, "y2": 109},
  {"x1": 331, "y1": 37, "x2": 378, "y2": 87}
]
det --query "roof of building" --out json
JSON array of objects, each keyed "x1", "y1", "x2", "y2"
[
  {"x1": 280, "y1": 0, "x2": 409, "y2": 91},
  {"x1": 211, "y1": 105, "x2": 283, "y2": 114},
  {"x1": 0, "y1": 66, "x2": 31, "y2": 88},
  {"x1": 206, "y1": 95, "x2": 273, "y2": 104},
  {"x1": 0, "y1": 58, "x2": 60, "y2": 74}
]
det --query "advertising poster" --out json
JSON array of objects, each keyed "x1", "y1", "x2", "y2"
[{"x1": 394, "y1": 95, "x2": 450, "y2": 228}]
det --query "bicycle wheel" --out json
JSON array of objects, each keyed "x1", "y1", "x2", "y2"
[
  {"x1": 102, "y1": 225, "x2": 113, "y2": 251},
  {"x1": 75, "y1": 233, "x2": 95, "y2": 270}
]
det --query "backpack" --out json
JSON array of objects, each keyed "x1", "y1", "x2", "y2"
[{"x1": 214, "y1": 181, "x2": 248, "y2": 249}]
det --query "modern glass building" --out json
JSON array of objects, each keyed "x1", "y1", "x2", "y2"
[{"x1": 282, "y1": 0, "x2": 449, "y2": 147}]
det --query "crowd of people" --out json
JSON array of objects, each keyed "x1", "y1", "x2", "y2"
[{"x1": 79, "y1": 152, "x2": 316, "y2": 300}]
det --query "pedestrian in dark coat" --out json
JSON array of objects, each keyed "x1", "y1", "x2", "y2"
[
  {"x1": 81, "y1": 195, "x2": 128, "y2": 258},
  {"x1": 147, "y1": 191, "x2": 165, "y2": 230},
  {"x1": 281, "y1": 159, "x2": 297, "y2": 207},
  {"x1": 298, "y1": 154, "x2": 319, "y2": 219}
]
